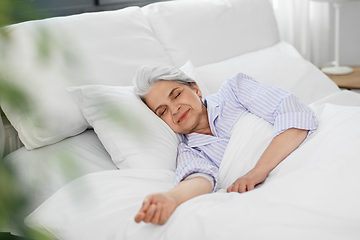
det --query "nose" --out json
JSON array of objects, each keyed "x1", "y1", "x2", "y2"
[{"x1": 169, "y1": 104, "x2": 180, "y2": 115}]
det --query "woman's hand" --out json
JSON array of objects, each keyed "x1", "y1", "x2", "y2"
[
  {"x1": 227, "y1": 128, "x2": 309, "y2": 194},
  {"x1": 135, "y1": 192, "x2": 177, "y2": 225},
  {"x1": 227, "y1": 167, "x2": 268, "y2": 193},
  {"x1": 134, "y1": 176, "x2": 212, "y2": 225}
]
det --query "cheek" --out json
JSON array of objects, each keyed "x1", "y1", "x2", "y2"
[
  {"x1": 161, "y1": 115, "x2": 175, "y2": 128},
  {"x1": 192, "y1": 96, "x2": 203, "y2": 111}
]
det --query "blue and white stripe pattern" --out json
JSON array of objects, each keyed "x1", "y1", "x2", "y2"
[{"x1": 175, "y1": 72, "x2": 318, "y2": 191}]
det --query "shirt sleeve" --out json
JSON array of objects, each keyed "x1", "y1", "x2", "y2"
[
  {"x1": 224, "y1": 72, "x2": 318, "y2": 137},
  {"x1": 184, "y1": 173, "x2": 215, "y2": 190},
  {"x1": 175, "y1": 142, "x2": 218, "y2": 192}
]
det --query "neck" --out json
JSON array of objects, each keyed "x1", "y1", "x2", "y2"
[
  {"x1": 193, "y1": 104, "x2": 213, "y2": 136},
  {"x1": 196, "y1": 126, "x2": 213, "y2": 136}
]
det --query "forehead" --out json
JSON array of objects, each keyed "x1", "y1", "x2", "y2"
[{"x1": 144, "y1": 80, "x2": 184, "y2": 111}]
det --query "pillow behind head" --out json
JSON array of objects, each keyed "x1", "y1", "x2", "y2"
[
  {"x1": 1, "y1": 6, "x2": 173, "y2": 150},
  {"x1": 67, "y1": 85, "x2": 181, "y2": 170}
]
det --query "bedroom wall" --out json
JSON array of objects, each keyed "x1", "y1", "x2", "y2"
[{"x1": 329, "y1": 1, "x2": 360, "y2": 67}]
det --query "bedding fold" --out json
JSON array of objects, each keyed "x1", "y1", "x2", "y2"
[{"x1": 25, "y1": 103, "x2": 360, "y2": 240}]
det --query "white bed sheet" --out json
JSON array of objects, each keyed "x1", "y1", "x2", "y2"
[
  {"x1": 25, "y1": 95, "x2": 360, "y2": 239},
  {"x1": 3, "y1": 129, "x2": 117, "y2": 218}
]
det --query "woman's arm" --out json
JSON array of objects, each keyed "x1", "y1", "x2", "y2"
[
  {"x1": 227, "y1": 73, "x2": 317, "y2": 137},
  {"x1": 135, "y1": 176, "x2": 212, "y2": 225},
  {"x1": 227, "y1": 128, "x2": 308, "y2": 193}
]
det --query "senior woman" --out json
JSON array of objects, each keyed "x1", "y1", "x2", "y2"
[{"x1": 133, "y1": 65, "x2": 317, "y2": 225}]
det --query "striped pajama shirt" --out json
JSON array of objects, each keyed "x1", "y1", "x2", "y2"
[{"x1": 175, "y1": 72, "x2": 318, "y2": 191}]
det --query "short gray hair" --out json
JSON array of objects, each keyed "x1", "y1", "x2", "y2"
[{"x1": 133, "y1": 65, "x2": 196, "y2": 100}]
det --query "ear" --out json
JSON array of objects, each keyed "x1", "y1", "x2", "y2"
[{"x1": 190, "y1": 82, "x2": 202, "y2": 100}]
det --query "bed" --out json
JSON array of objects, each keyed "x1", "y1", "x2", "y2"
[{"x1": 1, "y1": 0, "x2": 360, "y2": 239}]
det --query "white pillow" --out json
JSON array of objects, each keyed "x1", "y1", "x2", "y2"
[
  {"x1": 67, "y1": 85, "x2": 181, "y2": 170},
  {"x1": 195, "y1": 41, "x2": 340, "y2": 104},
  {"x1": 142, "y1": 0, "x2": 279, "y2": 67},
  {"x1": 180, "y1": 61, "x2": 211, "y2": 97},
  {"x1": 0, "y1": 6, "x2": 173, "y2": 150}
]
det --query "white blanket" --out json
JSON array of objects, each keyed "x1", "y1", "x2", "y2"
[{"x1": 25, "y1": 104, "x2": 360, "y2": 240}]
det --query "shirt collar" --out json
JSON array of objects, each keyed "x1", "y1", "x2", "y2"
[
  {"x1": 205, "y1": 98, "x2": 219, "y2": 137},
  {"x1": 183, "y1": 98, "x2": 222, "y2": 147}
]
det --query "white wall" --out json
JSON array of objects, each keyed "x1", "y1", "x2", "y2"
[{"x1": 329, "y1": 1, "x2": 360, "y2": 66}]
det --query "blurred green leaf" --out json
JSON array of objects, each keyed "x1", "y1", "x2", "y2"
[
  {"x1": 0, "y1": 1, "x2": 138, "y2": 239},
  {"x1": 0, "y1": 161, "x2": 54, "y2": 239},
  {"x1": 36, "y1": 27, "x2": 53, "y2": 63},
  {"x1": 0, "y1": 72, "x2": 30, "y2": 114},
  {"x1": 0, "y1": 0, "x2": 47, "y2": 27},
  {"x1": 0, "y1": 1, "x2": 53, "y2": 239},
  {"x1": 103, "y1": 102, "x2": 145, "y2": 136},
  {"x1": 0, "y1": 161, "x2": 28, "y2": 235}
]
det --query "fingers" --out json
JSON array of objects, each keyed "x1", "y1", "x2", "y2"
[
  {"x1": 134, "y1": 195, "x2": 153, "y2": 223},
  {"x1": 143, "y1": 203, "x2": 157, "y2": 223},
  {"x1": 159, "y1": 208, "x2": 169, "y2": 225},
  {"x1": 227, "y1": 179, "x2": 255, "y2": 194},
  {"x1": 226, "y1": 184, "x2": 233, "y2": 193},
  {"x1": 140, "y1": 196, "x2": 152, "y2": 213},
  {"x1": 136, "y1": 202, "x2": 168, "y2": 224},
  {"x1": 134, "y1": 212, "x2": 145, "y2": 223},
  {"x1": 151, "y1": 204, "x2": 163, "y2": 225},
  {"x1": 135, "y1": 194, "x2": 169, "y2": 225},
  {"x1": 247, "y1": 184, "x2": 255, "y2": 191}
]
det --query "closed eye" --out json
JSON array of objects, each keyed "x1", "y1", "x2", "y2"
[
  {"x1": 174, "y1": 92, "x2": 181, "y2": 99},
  {"x1": 157, "y1": 107, "x2": 167, "y2": 117}
]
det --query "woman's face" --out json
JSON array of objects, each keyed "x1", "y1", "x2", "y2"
[{"x1": 144, "y1": 80, "x2": 207, "y2": 134}]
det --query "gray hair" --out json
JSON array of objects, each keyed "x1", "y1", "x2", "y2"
[{"x1": 133, "y1": 65, "x2": 196, "y2": 100}]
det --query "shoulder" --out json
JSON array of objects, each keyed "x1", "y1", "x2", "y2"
[
  {"x1": 213, "y1": 72, "x2": 260, "y2": 103},
  {"x1": 216, "y1": 72, "x2": 259, "y2": 95},
  {"x1": 203, "y1": 72, "x2": 262, "y2": 107},
  {"x1": 227, "y1": 72, "x2": 260, "y2": 89}
]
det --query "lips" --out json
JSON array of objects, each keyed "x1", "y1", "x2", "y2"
[{"x1": 178, "y1": 109, "x2": 190, "y2": 123}]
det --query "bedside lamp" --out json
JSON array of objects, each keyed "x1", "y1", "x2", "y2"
[{"x1": 312, "y1": 0, "x2": 359, "y2": 75}]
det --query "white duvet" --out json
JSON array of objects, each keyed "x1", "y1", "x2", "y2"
[{"x1": 25, "y1": 103, "x2": 360, "y2": 240}]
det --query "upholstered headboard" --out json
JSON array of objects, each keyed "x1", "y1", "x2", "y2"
[{"x1": 0, "y1": 0, "x2": 281, "y2": 151}]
